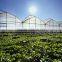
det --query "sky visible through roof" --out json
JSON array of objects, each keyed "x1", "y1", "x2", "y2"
[{"x1": 0, "y1": 0, "x2": 62, "y2": 21}]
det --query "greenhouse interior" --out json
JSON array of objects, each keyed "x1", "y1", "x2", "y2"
[{"x1": 0, "y1": 11, "x2": 62, "y2": 32}]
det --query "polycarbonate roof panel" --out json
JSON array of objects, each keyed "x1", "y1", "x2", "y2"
[
  {"x1": 45, "y1": 18, "x2": 58, "y2": 26},
  {"x1": 23, "y1": 15, "x2": 44, "y2": 24}
]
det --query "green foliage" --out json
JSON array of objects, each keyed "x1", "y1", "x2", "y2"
[{"x1": 0, "y1": 32, "x2": 62, "y2": 62}]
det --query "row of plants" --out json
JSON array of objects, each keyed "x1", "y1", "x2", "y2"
[{"x1": 0, "y1": 32, "x2": 62, "y2": 62}]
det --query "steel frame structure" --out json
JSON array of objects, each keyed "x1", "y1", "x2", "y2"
[{"x1": 0, "y1": 11, "x2": 62, "y2": 32}]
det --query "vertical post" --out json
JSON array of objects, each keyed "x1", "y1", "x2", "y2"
[
  {"x1": 6, "y1": 12, "x2": 7, "y2": 31},
  {"x1": 22, "y1": 22, "x2": 23, "y2": 30},
  {"x1": 52, "y1": 22, "x2": 55, "y2": 33},
  {"x1": 0, "y1": 13, "x2": 1, "y2": 30},
  {"x1": 29, "y1": 19, "x2": 30, "y2": 30},
  {"x1": 15, "y1": 16, "x2": 16, "y2": 30},
  {"x1": 59, "y1": 24, "x2": 60, "y2": 33},
  {"x1": 35, "y1": 17, "x2": 36, "y2": 30},
  {"x1": 45, "y1": 23, "x2": 46, "y2": 33}
]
